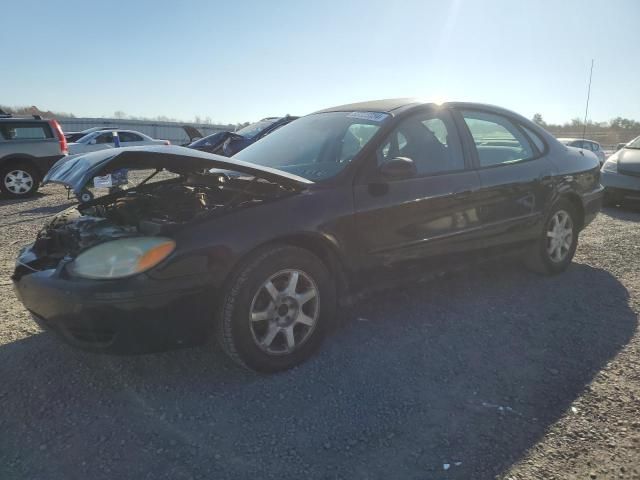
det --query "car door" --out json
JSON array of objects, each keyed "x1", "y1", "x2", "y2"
[
  {"x1": 455, "y1": 109, "x2": 555, "y2": 248},
  {"x1": 353, "y1": 107, "x2": 483, "y2": 274}
]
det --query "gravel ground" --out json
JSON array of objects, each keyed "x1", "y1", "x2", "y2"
[{"x1": 0, "y1": 185, "x2": 639, "y2": 480}]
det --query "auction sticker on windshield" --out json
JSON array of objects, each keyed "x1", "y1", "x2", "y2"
[{"x1": 346, "y1": 112, "x2": 389, "y2": 122}]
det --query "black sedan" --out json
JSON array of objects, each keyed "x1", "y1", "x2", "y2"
[
  {"x1": 12, "y1": 99, "x2": 603, "y2": 372},
  {"x1": 188, "y1": 115, "x2": 298, "y2": 157}
]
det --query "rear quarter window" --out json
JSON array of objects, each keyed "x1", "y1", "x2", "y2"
[{"x1": 0, "y1": 123, "x2": 52, "y2": 141}]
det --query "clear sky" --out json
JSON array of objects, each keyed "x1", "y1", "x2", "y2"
[{"x1": 2, "y1": 0, "x2": 639, "y2": 125}]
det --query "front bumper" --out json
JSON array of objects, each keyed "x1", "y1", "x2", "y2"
[
  {"x1": 601, "y1": 170, "x2": 640, "y2": 203},
  {"x1": 12, "y1": 247, "x2": 215, "y2": 354}
]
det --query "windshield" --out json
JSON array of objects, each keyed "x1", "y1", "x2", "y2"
[
  {"x1": 190, "y1": 131, "x2": 227, "y2": 148},
  {"x1": 233, "y1": 111, "x2": 387, "y2": 181},
  {"x1": 626, "y1": 136, "x2": 640, "y2": 149},
  {"x1": 235, "y1": 119, "x2": 278, "y2": 139}
]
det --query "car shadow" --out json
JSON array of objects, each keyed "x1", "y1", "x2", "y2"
[
  {"x1": 602, "y1": 205, "x2": 640, "y2": 220},
  {"x1": 0, "y1": 191, "x2": 48, "y2": 203},
  {"x1": 0, "y1": 262, "x2": 636, "y2": 479},
  {"x1": 0, "y1": 202, "x2": 74, "y2": 227}
]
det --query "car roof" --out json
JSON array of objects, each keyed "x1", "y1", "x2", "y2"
[
  {"x1": 314, "y1": 99, "x2": 537, "y2": 120},
  {"x1": 0, "y1": 117, "x2": 49, "y2": 123},
  {"x1": 90, "y1": 129, "x2": 146, "y2": 135},
  {"x1": 314, "y1": 98, "x2": 422, "y2": 115}
]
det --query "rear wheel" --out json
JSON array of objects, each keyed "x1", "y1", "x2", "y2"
[
  {"x1": 0, "y1": 163, "x2": 39, "y2": 198},
  {"x1": 218, "y1": 245, "x2": 336, "y2": 373},
  {"x1": 525, "y1": 200, "x2": 578, "y2": 275}
]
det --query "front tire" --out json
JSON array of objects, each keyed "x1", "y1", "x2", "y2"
[
  {"x1": 218, "y1": 245, "x2": 336, "y2": 373},
  {"x1": 525, "y1": 199, "x2": 579, "y2": 275},
  {"x1": 0, "y1": 163, "x2": 39, "y2": 198}
]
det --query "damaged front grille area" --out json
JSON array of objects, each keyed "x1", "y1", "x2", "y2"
[{"x1": 16, "y1": 173, "x2": 287, "y2": 278}]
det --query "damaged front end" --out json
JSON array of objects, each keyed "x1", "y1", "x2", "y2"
[
  {"x1": 14, "y1": 146, "x2": 312, "y2": 280},
  {"x1": 11, "y1": 146, "x2": 312, "y2": 352}
]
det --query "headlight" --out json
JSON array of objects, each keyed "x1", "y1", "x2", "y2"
[
  {"x1": 601, "y1": 158, "x2": 618, "y2": 173},
  {"x1": 68, "y1": 237, "x2": 175, "y2": 279}
]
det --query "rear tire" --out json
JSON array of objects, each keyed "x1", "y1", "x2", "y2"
[
  {"x1": 217, "y1": 245, "x2": 336, "y2": 373},
  {"x1": 524, "y1": 199, "x2": 578, "y2": 275},
  {"x1": 0, "y1": 163, "x2": 39, "y2": 198}
]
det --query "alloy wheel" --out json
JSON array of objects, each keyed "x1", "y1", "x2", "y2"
[
  {"x1": 249, "y1": 269, "x2": 320, "y2": 355},
  {"x1": 546, "y1": 210, "x2": 573, "y2": 263},
  {"x1": 4, "y1": 169, "x2": 34, "y2": 195}
]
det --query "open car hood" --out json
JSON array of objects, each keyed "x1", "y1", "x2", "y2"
[{"x1": 44, "y1": 145, "x2": 313, "y2": 195}]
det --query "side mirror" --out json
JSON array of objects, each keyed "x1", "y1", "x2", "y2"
[
  {"x1": 89, "y1": 139, "x2": 97, "y2": 145},
  {"x1": 379, "y1": 157, "x2": 417, "y2": 179}
]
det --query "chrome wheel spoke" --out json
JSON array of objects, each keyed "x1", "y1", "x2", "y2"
[
  {"x1": 284, "y1": 326, "x2": 296, "y2": 350},
  {"x1": 284, "y1": 271, "x2": 299, "y2": 296},
  {"x1": 264, "y1": 280, "x2": 280, "y2": 301},
  {"x1": 296, "y1": 289, "x2": 316, "y2": 305},
  {"x1": 261, "y1": 324, "x2": 280, "y2": 348},
  {"x1": 251, "y1": 307, "x2": 274, "y2": 322},
  {"x1": 295, "y1": 312, "x2": 315, "y2": 327}
]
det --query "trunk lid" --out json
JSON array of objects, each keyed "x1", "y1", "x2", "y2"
[{"x1": 44, "y1": 145, "x2": 313, "y2": 195}]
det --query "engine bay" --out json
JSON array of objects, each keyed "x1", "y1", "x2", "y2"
[{"x1": 31, "y1": 172, "x2": 290, "y2": 260}]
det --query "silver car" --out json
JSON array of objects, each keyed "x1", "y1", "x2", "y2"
[
  {"x1": 68, "y1": 129, "x2": 170, "y2": 155},
  {"x1": 557, "y1": 138, "x2": 606, "y2": 165},
  {"x1": 601, "y1": 135, "x2": 640, "y2": 206}
]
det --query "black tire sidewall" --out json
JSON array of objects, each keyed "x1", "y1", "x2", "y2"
[
  {"x1": 538, "y1": 200, "x2": 579, "y2": 274},
  {"x1": 220, "y1": 246, "x2": 336, "y2": 373},
  {"x1": 0, "y1": 163, "x2": 39, "y2": 198}
]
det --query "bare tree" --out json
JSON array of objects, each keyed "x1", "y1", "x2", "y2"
[{"x1": 532, "y1": 113, "x2": 546, "y2": 126}]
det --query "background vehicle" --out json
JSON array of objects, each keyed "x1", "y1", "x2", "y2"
[
  {"x1": 0, "y1": 115, "x2": 67, "y2": 197},
  {"x1": 557, "y1": 137, "x2": 606, "y2": 164},
  {"x1": 13, "y1": 100, "x2": 602, "y2": 372},
  {"x1": 64, "y1": 126, "x2": 118, "y2": 143},
  {"x1": 68, "y1": 129, "x2": 170, "y2": 154},
  {"x1": 601, "y1": 135, "x2": 640, "y2": 206},
  {"x1": 188, "y1": 116, "x2": 298, "y2": 156}
]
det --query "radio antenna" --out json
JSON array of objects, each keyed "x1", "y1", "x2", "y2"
[{"x1": 582, "y1": 59, "x2": 594, "y2": 141}]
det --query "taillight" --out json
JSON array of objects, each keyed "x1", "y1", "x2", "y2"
[
  {"x1": 49, "y1": 119, "x2": 68, "y2": 155},
  {"x1": 164, "y1": 140, "x2": 171, "y2": 145}
]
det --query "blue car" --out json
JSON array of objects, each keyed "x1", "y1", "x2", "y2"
[{"x1": 188, "y1": 116, "x2": 298, "y2": 157}]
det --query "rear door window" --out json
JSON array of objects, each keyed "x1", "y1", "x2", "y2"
[{"x1": 461, "y1": 110, "x2": 534, "y2": 167}]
